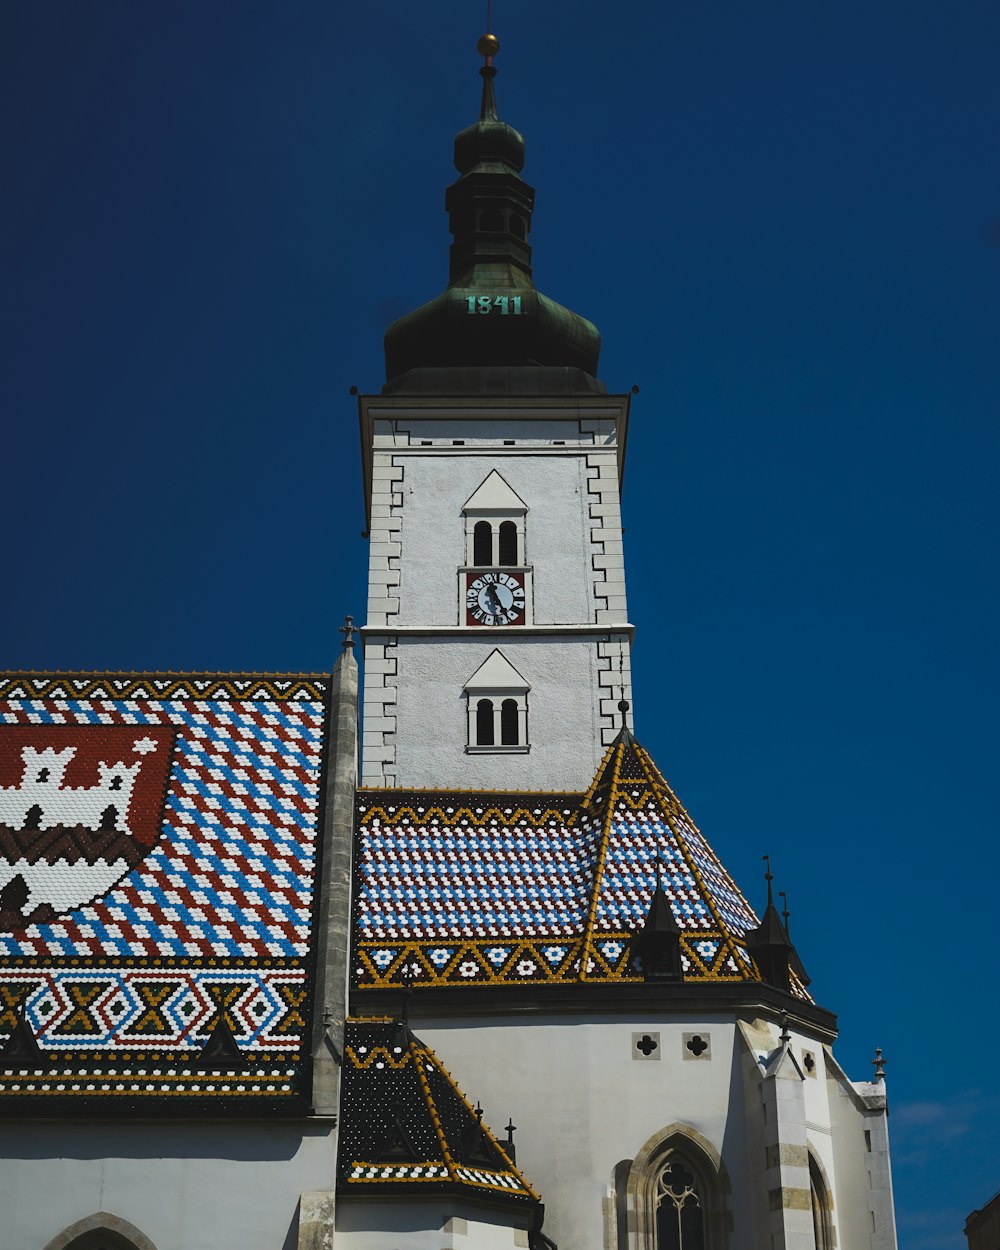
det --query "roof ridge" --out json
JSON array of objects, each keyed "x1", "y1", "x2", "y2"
[
  {"x1": 631, "y1": 742, "x2": 755, "y2": 980},
  {"x1": 633, "y1": 743, "x2": 762, "y2": 928},
  {"x1": 413, "y1": 1038, "x2": 541, "y2": 1200},
  {"x1": 577, "y1": 737, "x2": 618, "y2": 811},
  {"x1": 577, "y1": 739, "x2": 626, "y2": 982},
  {"x1": 411, "y1": 1034, "x2": 462, "y2": 1183}
]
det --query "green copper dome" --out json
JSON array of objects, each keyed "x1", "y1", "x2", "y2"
[{"x1": 383, "y1": 55, "x2": 601, "y2": 390}]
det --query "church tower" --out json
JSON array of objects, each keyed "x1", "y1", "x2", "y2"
[
  {"x1": 345, "y1": 34, "x2": 899, "y2": 1250},
  {"x1": 0, "y1": 30, "x2": 901, "y2": 1250},
  {"x1": 359, "y1": 33, "x2": 632, "y2": 793}
]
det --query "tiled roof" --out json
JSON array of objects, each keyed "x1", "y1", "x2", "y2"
[
  {"x1": 339, "y1": 1016, "x2": 538, "y2": 1203},
  {"x1": 354, "y1": 730, "x2": 811, "y2": 998},
  {"x1": 0, "y1": 672, "x2": 327, "y2": 1109}
]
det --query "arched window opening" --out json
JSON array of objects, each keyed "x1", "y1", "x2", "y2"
[
  {"x1": 43, "y1": 1212, "x2": 160, "y2": 1250},
  {"x1": 464, "y1": 651, "x2": 530, "y2": 754},
  {"x1": 500, "y1": 699, "x2": 519, "y2": 745},
  {"x1": 473, "y1": 521, "x2": 493, "y2": 566},
  {"x1": 510, "y1": 215, "x2": 526, "y2": 239},
  {"x1": 810, "y1": 1155, "x2": 832, "y2": 1250},
  {"x1": 62, "y1": 1233, "x2": 140, "y2": 1250},
  {"x1": 476, "y1": 699, "x2": 495, "y2": 746},
  {"x1": 615, "y1": 1126, "x2": 729, "y2": 1250},
  {"x1": 498, "y1": 520, "x2": 518, "y2": 566},
  {"x1": 655, "y1": 1157, "x2": 705, "y2": 1250}
]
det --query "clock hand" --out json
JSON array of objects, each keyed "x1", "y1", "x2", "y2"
[{"x1": 485, "y1": 585, "x2": 502, "y2": 613}]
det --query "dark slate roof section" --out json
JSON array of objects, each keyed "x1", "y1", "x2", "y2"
[
  {"x1": 353, "y1": 732, "x2": 813, "y2": 1001},
  {"x1": 339, "y1": 1017, "x2": 539, "y2": 1204}
]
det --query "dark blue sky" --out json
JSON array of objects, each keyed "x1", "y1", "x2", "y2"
[{"x1": 3, "y1": 4, "x2": 999, "y2": 1243}]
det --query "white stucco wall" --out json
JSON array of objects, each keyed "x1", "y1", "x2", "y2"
[
  {"x1": 388, "y1": 635, "x2": 620, "y2": 792},
  {"x1": 390, "y1": 452, "x2": 597, "y2": 627},
  {"x1": 0, "y1": 1121, "x2": 335, "y2": 1250},
  {"x1": 412, "y1": 1012, "x2": 883, "y2": 1250},
  {"x1": 337, "y1": 1200, "x2": 531, "y2": 1250},
  {"x1": 360, "y1": 406, "x2": 634, "y2": 789},
  {"x1": 416, "y1": 1013, "x2": 744, "y2": 1250}
]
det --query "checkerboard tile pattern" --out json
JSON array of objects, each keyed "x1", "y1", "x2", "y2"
[
  {"x1": 0, "y1": 696, "x2": 323, "y2": 960},
  {"x1": 0, "y1": 673, "x2": 328, "y2": 1106},
  {"x1": 354, "y1": 733, "x2": 812, "y2": 998}
]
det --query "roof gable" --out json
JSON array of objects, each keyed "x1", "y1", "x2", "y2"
[
  {"x1": 462, "y1": 470, "x2": 528, "y2": 515},
  {"x1": 339, "y1": 1017, "x2": 538, "y2": 1204},
  {"x1": 353, "y1": 733, "x2": 813, "y2": 1000},
  {"x1": 463, "y1": 650, "x2": 530, "y2": 692}
]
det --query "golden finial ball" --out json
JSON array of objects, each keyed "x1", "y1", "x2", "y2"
[{"x1": 477, "y1": 33, "x2": 500, "y2": 59}]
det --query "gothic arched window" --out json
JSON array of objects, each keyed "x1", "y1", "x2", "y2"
[
  {"x1": 613, "y1": 1124, "x2": 730, "y2": 1250},
  {"x1": 810, "y1": 1154, "x2": 832, "y2": 1250},
  {"x1": 42, "y1": 1211, "x2": 159, "y2": 1250},
  {"x1": 655, "y1": 1156, "x2": 705, "y2": 1250}
]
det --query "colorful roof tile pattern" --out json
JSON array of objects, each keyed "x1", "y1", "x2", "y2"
[
  {"x1": 339, "y1": 1016, "x2": 538, "y2": 1204},
  {"x1": 354, "y1": 730, "x2": 811, "y2": 998},
  {"x1": 0, "y1": 672, "x2": 328, "y2": 1109}
]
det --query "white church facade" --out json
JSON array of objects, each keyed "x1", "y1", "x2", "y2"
[{"x1": 0, "y1": 33, "x2": 897, "y2": 1250}]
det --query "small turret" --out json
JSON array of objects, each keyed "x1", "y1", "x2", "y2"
[
  {"x1": 634, "y1": 855, "x2": 683, "y2": 982},
  {"x1": 745, "y1": 857, "x2": 809, "y2": 993}
]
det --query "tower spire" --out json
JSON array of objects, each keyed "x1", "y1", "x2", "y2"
[
  {"x1": 477, "y1": 28, "x2": 501, "y2": 96},
  {"x1": 382, "y1": 31, "x2": 602, "y2": 389}
]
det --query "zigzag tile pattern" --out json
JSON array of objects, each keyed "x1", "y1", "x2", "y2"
[
  {"x1": 0, "y1": 697, "x2": 323, "y2": 959},
  {"x1": 0, "y1": 673, "x2": 328, "y2": 1106},
  {"x1": 0, "y1": 968, "x2": 307, "y2": 1050},
  {"x1": 354, "y1": 734, "x2": 812, "y2": 999}
]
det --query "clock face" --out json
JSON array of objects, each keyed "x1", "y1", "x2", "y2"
[{"x1": 466, "y1": 571, "x2": 526, "y2": 626}]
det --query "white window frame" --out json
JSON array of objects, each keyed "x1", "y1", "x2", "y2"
[
  {"x1": 462, "y1": 470, "x2": 528, "y2": 568},
  {"x1": 465, "y1": 516, "x2": 526, "y2": 568},
  {"x1": 464, "y1": 651, "x2": 530, "y2": 754}
]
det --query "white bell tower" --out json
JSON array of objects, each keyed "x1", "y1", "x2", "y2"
[
  {"x1": 357, "y1": 36, "x2": 636, "y2": 793},
  {"x1": 359, "y1": 388, "x2": 633, "y2": 791}
]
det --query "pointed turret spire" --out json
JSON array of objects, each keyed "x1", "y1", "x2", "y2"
[
  {"x1": 195, "y1": 1012, "x2": 246, "y2": 1070},
  {"x1": 0, "y1": 993, "x2": 49, "y2": 1069},
  {"x1": 383, "y1": 33, "x2": 602, "y2": 391},
  {"x1": 745, "y1": 856, "x2": 809, "y2": 994},
  {"x1": 634, "y1": 854, "x2": 683, "y2": 982}
]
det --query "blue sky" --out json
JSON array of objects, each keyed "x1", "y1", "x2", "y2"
[{"x1": 3, "y1": 3, "x2": 999, "y2": 1242}]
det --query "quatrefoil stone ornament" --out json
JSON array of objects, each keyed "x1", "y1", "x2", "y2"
[
  {"x1": 632, "y1": 1030, "x2": 661, "y2": 1060},
  {"x1": 683, "y1": 1031, "x2": 712, "y2": 1060}
]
